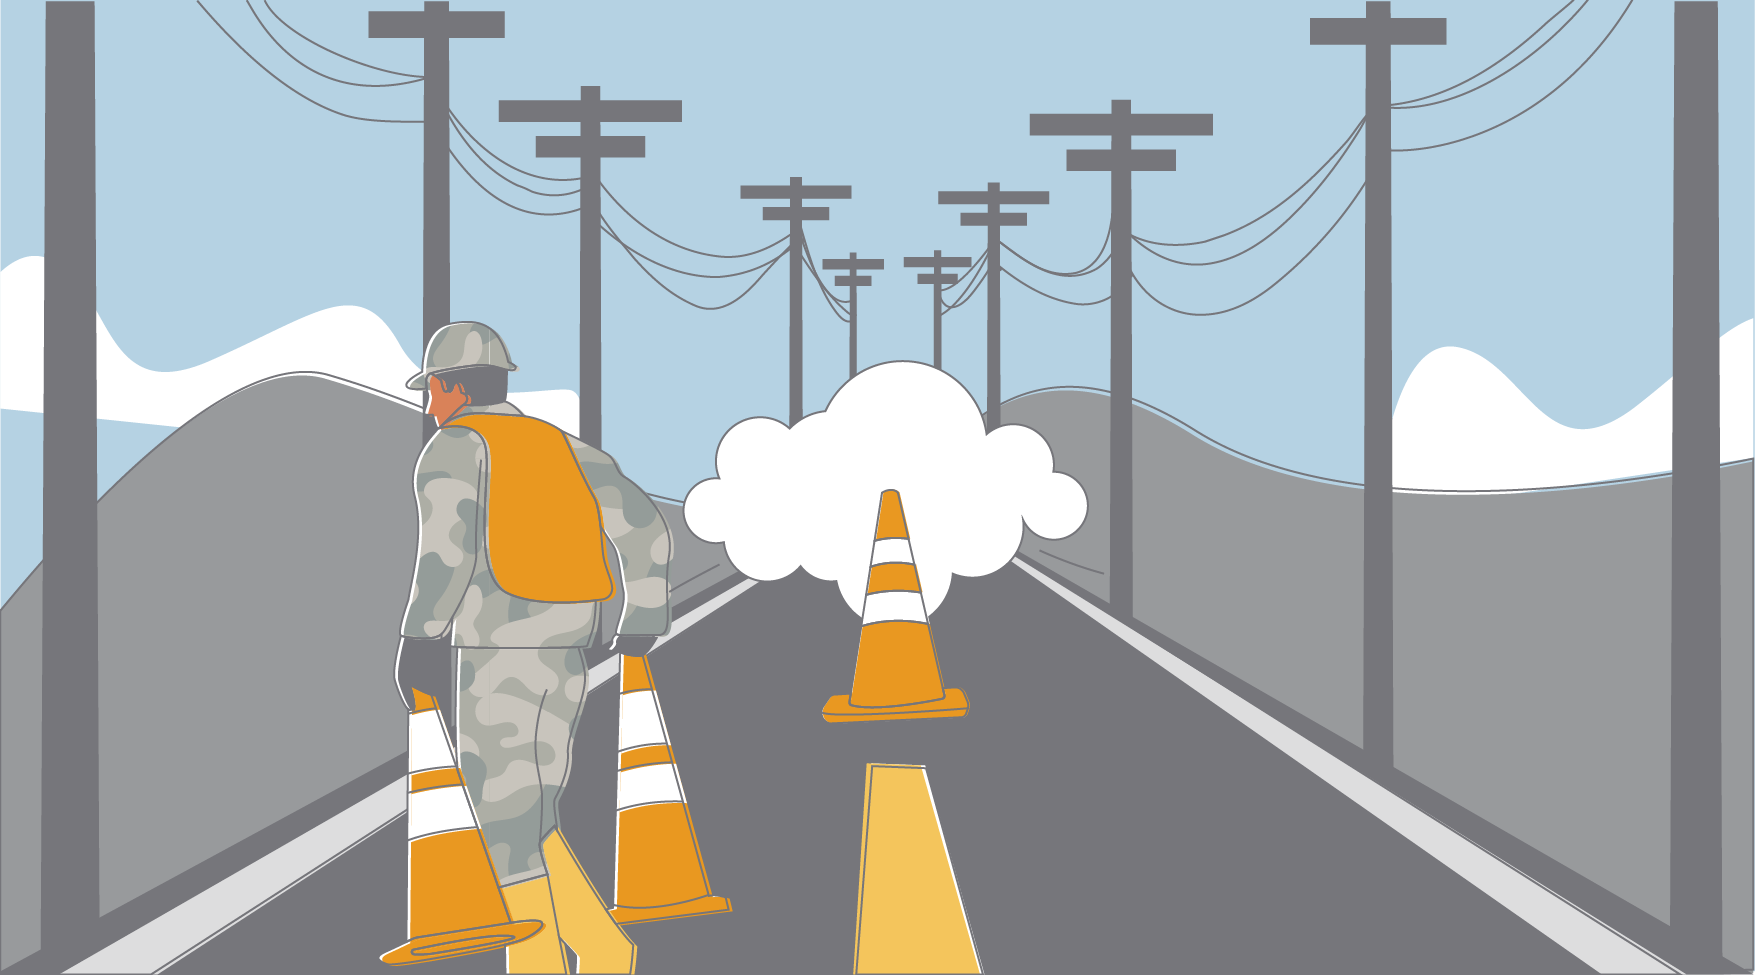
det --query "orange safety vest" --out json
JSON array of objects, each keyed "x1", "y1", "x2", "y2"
[{"x1": 444, "y1": 413, "x2": 617, "y2": 603}]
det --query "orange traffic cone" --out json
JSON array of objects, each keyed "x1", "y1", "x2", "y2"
[
  {"x1": 823, "y1": 489, "x2": 969, "y2": 722},
  {"x1": 609, "y1": 656, "x2": 732, "y2": 924},
  {"x1": 380, "y1": 689, "x2": 546, "y2": 966}
]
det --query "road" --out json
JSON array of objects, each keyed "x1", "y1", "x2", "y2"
[{"x1": 173, "y1": 565, "x2": 1592, "y2": 974}]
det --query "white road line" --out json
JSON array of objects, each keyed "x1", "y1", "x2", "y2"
[
  {"x1": 64, "y1": 779, "x2": 405, "y2": 974},
  {"x1": 1013, "y1": 557, "x2": 1679, "y2": 975},
  {"x1": 651, "y1": 577, "x2": 757, "y2": 652},
  {"x1": 67, "y1": 582, "x2": 755, "y2": 974}
]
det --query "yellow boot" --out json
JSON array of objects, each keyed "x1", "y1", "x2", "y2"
[
  {"x1": 542, "y1": 830, "x2": 637, "y2": 974},
  {"x1": 501, "y1": 877, "x2": 568, "y2": 973}
]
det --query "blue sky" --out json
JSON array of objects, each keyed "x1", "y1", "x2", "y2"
[{"x1": 2, "y1": 0, "x2": 1751, "y2": 565}]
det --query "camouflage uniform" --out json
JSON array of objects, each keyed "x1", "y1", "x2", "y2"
[{"x1": 400, "y1": 399, "x2": 672, "y2": 885}]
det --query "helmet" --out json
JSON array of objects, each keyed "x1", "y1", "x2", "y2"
[{"x1": 405, "y1": 321, "x2": 519, "y2": 390}]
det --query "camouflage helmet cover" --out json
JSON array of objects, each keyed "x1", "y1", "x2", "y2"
[{"x1": 405, "y1": 321, "x2": 520, "y2": 390}]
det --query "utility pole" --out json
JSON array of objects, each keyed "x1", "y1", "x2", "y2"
[
  {"x1": 821, "y1": 252, "x2": 884, "y2": 379},
  {"x1": 938, "y1": 183, "x2": 1047, "y2": 432},
  {"x1": 1671, "y1": 2, "x2": 1722, "y2": 964},
  {"x1": 499, "y1": 87, "x2": 680, "y2": 447},
  {"x1": 1030, "y1": 100, "x2": 1211, "y2": 621},
  {"x1": 739, "y1": 177, "x2": 852, "y2": 424},
  {"x1": 41, "y1": 0, "x2": 97, "y2": 950},
  {"x1": 1310, "y1": 1, "x2": 1445, "y2": 774},
  {"x1": 369, "y1": 0, "x2": 504, "y2": 442},
  {"x1": 903, "y1": 249, "x2": 972, "y2": 369}
]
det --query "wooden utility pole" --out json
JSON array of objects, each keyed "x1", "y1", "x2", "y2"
[
  {"x1": 1671, "y1": 1, "x2": 1722, "y2": 962},
  {"x1": 1030, "y1": 101, "x2": 1211, "y2": 620},
  {"x1": 369, "y1": 1, "x2": 504, "y2": 441},
  {"x1": 938, "y1": 184, "x2": 1047, "y2": 432},
  {"x1": 41, "y1": 0, "x2": 98, "y2": 949},
  {"x1": 739, "y1": 177, "x2": 852, "y2": 424},
  {"x1": 499, "y1": 87, "x2": 680, "y2": 446},
  {"x1": 822, "y1": 252, "x2": 884, "y2": 379},
  {"x1": 903, "y1": 249, "x2": 972, "y2": 369},
  {"x1": 1309, "y1": 0, "x2": 1445, "y2": 772}
]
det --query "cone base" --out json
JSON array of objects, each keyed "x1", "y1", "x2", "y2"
[
  {"x1": 379, "y1": 919, "x2": 546, "y2": 966},
  {"x1": 822, "y1": 688, "x2": 969, "y2": 723},
  {"x1": 609, "y1": 895, "x2": 732, "y2": 925}
]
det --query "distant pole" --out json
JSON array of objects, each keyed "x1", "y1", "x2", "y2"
[
  {"x1": 903, "y1": 249, "x2": 972, "y2": 369},
  {"x1": 41, "y1": 0, "x2": 97, "y2": 947},
  {"x1": 938, "y1": 183, "x2": 1047, "y2": 430},
  {"x1": 740, "y1": 177, "x2": 852, "y2": 424},
  {"x1": 1310, "y1": 1, "x2": 1446, "y2": 773},
  {"x1": 499, "y1": 87, "x2": 680, "y2": 446},
  {"x1": 1672, "y1": 1, "x2": 1722, "y2": 961},
  {"x1": 1030, "y1": 100, "x2": 1212, "y2": 620},
  {"x1": 822, "y1": 252, "x2": 885, "y2": 379},
  {"x1": 369, "y1": 1, "x2": 505, "y2": 442}
]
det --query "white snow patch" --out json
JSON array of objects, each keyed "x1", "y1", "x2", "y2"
[
  {"x1": 1395, "y1": 320, "x2": 1752, "y2": 491},
  {"x1": 0, "y1": 256, "x2": 579, "y2": 428},
  {"x1": 684, "y1": 361, "x2": 1087, "y2": 616}
]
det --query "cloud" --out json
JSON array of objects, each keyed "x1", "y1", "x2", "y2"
[{"x1": 684, "y1": 361, "x2": 1087, "y2": 615}]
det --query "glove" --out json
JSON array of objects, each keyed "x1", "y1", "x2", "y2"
[
  {"x1": 613, "y1": 635, "x2": 659, "y2": 658},
  {"x1": 395, "y1": 635, "x2": 450, "y2": 712}
]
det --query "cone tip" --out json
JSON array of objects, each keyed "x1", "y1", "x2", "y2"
[
  {"x1": 874, "y1": 489, "x2": 909, "y2": 540},
  {"x1": 621, "y1": 654, "x2": 653, "y2": 692}
]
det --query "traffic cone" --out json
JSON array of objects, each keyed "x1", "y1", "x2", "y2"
[
  {"x1": 609, "y1": 656, "x2": 732, "y2": 924},
  {"x1": 823, "y1": 489, "x2": 969, "y2": 722},
  {"x1": 380, "y1": 689, "x2": 546, "y2": 966}
]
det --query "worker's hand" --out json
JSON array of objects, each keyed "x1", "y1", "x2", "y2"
[
  {"x1": 613, "y1": 635, "x2": 659, "y2": 658},
  {"x1": 395, "y1": 635, "x2": 450, "y2": 712}
]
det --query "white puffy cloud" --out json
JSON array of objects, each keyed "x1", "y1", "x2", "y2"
[{"x1": 684, "y1": 361, "x2": 1087, "y2": 615}]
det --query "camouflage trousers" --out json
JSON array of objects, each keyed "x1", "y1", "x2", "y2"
[{"x1": 456, "y1": 645, "x2": 588, "y2": 886}]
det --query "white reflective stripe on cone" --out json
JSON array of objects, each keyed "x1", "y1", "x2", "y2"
[
  {"x1": 619, "y1": 690, "x2": 667, "y2": 750},
  {"x1": 408, "y1": 785, "x2": 477, "y2": 838},
  {"x1": 408, "y1": 710, "x2": 455, "y2": 773},
  {"x1": 617, "y1": 763, "x2": 684, "y2": 810},
  {"x1": 861, "y1": 590, "x2": 929, "y2": 625},
  {"x1": 870, "y1": 538, "x2": 913, "y2": 565}
]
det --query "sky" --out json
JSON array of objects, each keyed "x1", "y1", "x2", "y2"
[{"x1": 1, "y1": 0, "x2": 1751, "y2": 503}]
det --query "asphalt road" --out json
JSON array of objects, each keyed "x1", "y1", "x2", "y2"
[{"x1": 173, "y1": 565, "x2": 1592, "y2": 974}]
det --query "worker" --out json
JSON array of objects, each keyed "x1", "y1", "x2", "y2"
[{"x1": 393, "y1": 321, "x2": 670, "y2": 972}]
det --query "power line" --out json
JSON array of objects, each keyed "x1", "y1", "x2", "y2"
[
  {"x1": 1134, "y1": 120, "x2": 1360, "y2": 266},
  {"x1": 1394, "y1": 0, "x2": 1633, "y2": 152},
  {"x1": 450, "y1": 149, "x2": 580, "y2": 215},
  {"x1": 1391, "y1": 0, "x2": 1577, "y2": 106},
  {"x1": 450, "y1": 111, "x2": 579, "y2": 182},
  {"x1": 607, "y1": 232, "x2": 789, "y2": 311},
  {"x1": 1001, "y1": 228, "x2": 1110, "y2": 277},
  {"x1": 1393, "y1": 0, "x2": 1592, "y2": 110},
  {"x1": 450, "y1": 117, "x2": 581, "y2": 197},
  {"x1": 198, "y1": 2, "x2": 420, "y2": 123},
  {"x1": 1136, "y1": 118, "x2": 1362, "y2": 247},
  {"x1": 1134, "y1": 182, "x2": 1363, "y2": 316},
  {"x1": 1001, "y1": 267, "x2": 1110, "y2": 306},
  {"x1": 942, "y1": 251, "x2": 989, "y2": 311},
  {"x1": 262, "y1": 0, "x2": 421, "y2": 78},
  {"x1": 247, "y1": 1, "x2": 420, "y2": 88},
  {"x1": 602, "y1": 183, "x2": 788, "y2": 260},
  {"x1": 942, "y1": 267, "x2": 987, "y2": 313},
  {"x1": 601, "y1": 219, "x2": 788, "y2": 278},
  {"x1": 799, "y1": 233, "x2": 852, "y2": 321}
]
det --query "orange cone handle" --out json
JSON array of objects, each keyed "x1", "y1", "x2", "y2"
[
  {"x1": 380, "y1": 688, "x2": 545, "y2": 966},
  {"x1": 825, "y1": 490, "x2": 969, "y2": 722}
]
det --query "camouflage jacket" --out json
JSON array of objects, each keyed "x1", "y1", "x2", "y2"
[{"x1": 399, "y1": 401, "x2": 672, "y2": 648}]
